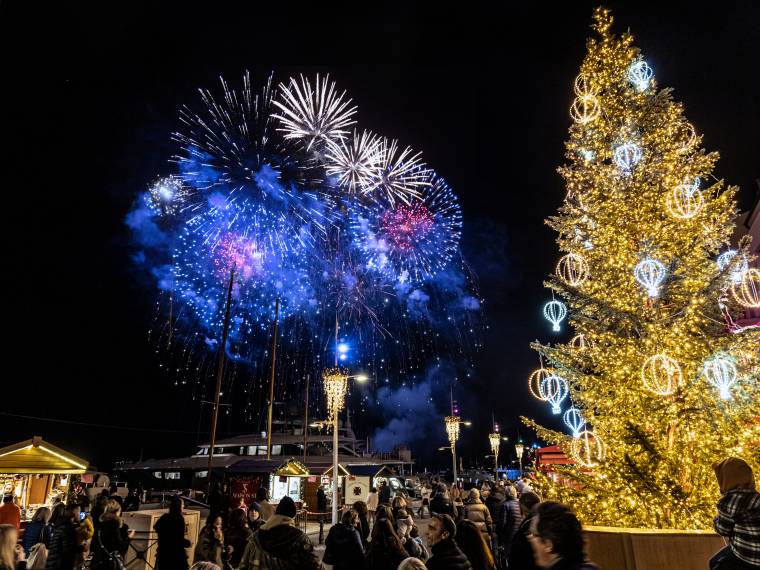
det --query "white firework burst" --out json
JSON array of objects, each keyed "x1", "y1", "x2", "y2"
[
  {"x1": 272, "y1": 74, "x2": 357, "y2": 150},
  {"x1": 372, "y1": 138, "x2": 430, "y2": 205},
  {"x1": 324, "y1": 130, "x2": 384, "y2": 194}
]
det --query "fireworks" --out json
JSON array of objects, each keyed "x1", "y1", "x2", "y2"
[
  {"x1": 373, "y1": 139, "x2": 430, "y2": 205},
  {"x1": 148, "y1": 176, "x2": 190, "y2": 216},
  {"x1": 129, "y1": 69, "x2": 482, "y2": 421},
  {"x1": 350, "y1": 173, "x2": 462, "y2": 283},
  {"x1": 273, "y1": 74, "x2": 357, "y2": 151},
  {"x1": 324, "y1": 130, "x2": 384, "y2": 194}
]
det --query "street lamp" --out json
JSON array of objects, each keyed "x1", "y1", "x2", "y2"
[
  {"x1": 515, "y1": 441, "x2": 525, "y2": 475},
  {"x1": 323, "y1": 367, "x2": 367, "y2": 525},
  {"x1": 489, "y1": 434, "x2": 508, "y2": 480},
  {"x1": 444, "y1": 416, "x2": 470, "y2": 484}
]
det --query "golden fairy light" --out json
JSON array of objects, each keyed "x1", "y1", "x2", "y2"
[
  {"x1": 557, "y1": 252, "x2": 589, "y2": 286},
  {"x1": 665, "y1": 183, "x2": 704, "y2": 219},
  {"x1": 528, "y1": 367, "x2": 554, "y2": 400},
  {"x1": 445, "y1": 416, "x2": 461, "y2": 446},
  {"x1": 731, "y1": 267, "x2": 760, "y2": 308},
  {"x1": 570, "y1": 429, "x2": 605, "y2": 468},
  {"x1": 570, "y1": 94, "x2": 601, "y2": 125},
  {"x1": 570, "y1": 333, "x2": 594, "y2": 349},
  {"x1": 641, "y1": 353, "x2": 682, "y2": 396},
  {"x1": 322, "y1": 367, "x2": 349, "y2": 423}
]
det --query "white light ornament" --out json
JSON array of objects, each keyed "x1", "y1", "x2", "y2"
[
  {"x1": 571, "y1": 429, "x2": 605, "y2": 468},
  {"x1": 570, "y1": 334, "x2": 594, "y2": 350},
  {"x1": 540, "y1": 373, "x2": 569, "y2": 414},
  {"x1": 634, "y1": 257, "x2": 667, "y2": 298},
  {"x1": 666, "y1": 178, "x2": 703, "y2": 219},
  {"x1": 570, "y1": 95, "x2": 601, "y2": 125},
  {"x1": 731, "y1": 268, "x2": 760, "y2": 309},
  {"x1": 528, "y1": 367, "x2": 554, "y2": 401},
  {"x1": 543, "y1": 300, "x2": 568, "y2": 332},
  {"x1": 717, "y1": 250, "x2": 749, "y2": 284},
  {"x1": 703, "y1": 353, "x2": 738, "y2": 400},
  {"x1": 614, "y1": 142, "x2": 642, "y2": 174},
  {"x1": 641, "y1": 353, "x2": 682, "y2": 396},
  {"x1": 628, "y1": 60, "x2": 653, "y2": 92},
  {"x1": 563, "y1": 406, "x2": 585, "y2": 437},
  {"x1": 556, "y1": 253, "x2": 589, "y2": 287}
]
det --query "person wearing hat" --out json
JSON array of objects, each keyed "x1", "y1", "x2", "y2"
[
  {"x1": 425, "y1": 513, "x2": 472, "y2": 570},
  {"x1": 237, "y1": 496, "x2": 322, "y2": 570},
  {"x1": 710, "y1": 457, "x2": 760, "y2": 569}
]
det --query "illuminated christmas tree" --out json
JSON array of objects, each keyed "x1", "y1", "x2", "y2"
[{"x1": 525, "y1": 7, "x2": 760, "y2": 530}]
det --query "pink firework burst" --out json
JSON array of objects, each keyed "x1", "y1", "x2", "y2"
[
  {"x1": 379, "y1": 204, "x2": 435, "y2": 251},
  {"x1": 213, "y1": 233, "x2": 265, "y2": 281}
]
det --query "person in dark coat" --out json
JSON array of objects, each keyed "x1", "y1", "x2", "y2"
[
  {"x1": 497, "y1": 485, "x2": 522, "y2": 558},
  {"x1": 528, "y1": 502, "x2": 599, "y2": 570},
  {"x1": 507, "y1": 491, "x2": 541, "y2": 570},
  {"x1": 194, "y1": 514, "x2": 226, "y2": 568},
  {"x1": 89, "y1": 495, "x2": 109, "y2": 536},
  {"x1": 122, "y1": 488, "x2": 140, "y2": 512},
  {"x1": 365, "y1": 518, "x2": 407, "y2": 570},
  {"x1": 429, "y1": 485, "x2": 458, "y2": 520},
  {"x1": 316, "y1": 487, "x2": 327, "y2": 514},
  {"x1": 246, "y1": 507, "x2": 263, "y2": 533},
  {"x1": 45, "y1": 503, "x2": 82, "y2": 570},
  {"x1": 323, "y1": 509, "x2": 365, "y2": 570},
  {"x1": 352, "y1": 501, "x2": 371, "y2": 546},
  {"x1": 238, "y1": 497, "x2": 322, "y2": 570},
  {"x1": 154, "y1": 496, "x2": 190, "y2": 570},
  {"x1": 92, "y1": 500, "x2": 134, "y2": 570},
  {"x1": 22, "y1": 507, "x2": 52, "y2": 556},
  {"x1": 424, "y1": 514, "x2": 471, "y2": 570},
  {"x1": 378, "y1": 481, "x2": 391, "y2": 505},
  {"x1": 224, "y1": 508, "x2": 252, "y2": 568}
]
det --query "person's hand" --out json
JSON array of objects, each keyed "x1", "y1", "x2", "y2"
[
  {"x1": 128, "y1": 529, "x2": 136, "y2": 539},
  {"x1": 15, "y1": 543, "x2": 26, "y2": 562}
]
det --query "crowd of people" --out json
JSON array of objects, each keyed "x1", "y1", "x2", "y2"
[{"x1": 0, "y1": 455, "x2": 758, "y2": 569}]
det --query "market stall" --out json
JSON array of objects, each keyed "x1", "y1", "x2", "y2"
[
  {"x1": 269, "y1": 459, "x2": 309, "y2": 504},
  {"x1": 0, "y1": 436, "x2": 89, "y2": 521}
]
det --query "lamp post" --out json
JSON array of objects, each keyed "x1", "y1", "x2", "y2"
[
  {"x1": 515, "y1": 441, "x2": 525, "y2": 475},
  {"x1": 488, "y1": 433, "x2": 501, "y2": 480},
  {"x1": 322, "y1": 368, "x2": 368, "y2": 525},
  {"x1": 444, "y1": 416, "x2": 471, "y2": 484}
]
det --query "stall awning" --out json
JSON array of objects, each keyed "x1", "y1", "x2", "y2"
[
  {"x1": 274, "y1": 459, "x2": 309, "y2": 477},
  {"x1": 0, "y1": 437, "x2": 89, "y2": 474}
]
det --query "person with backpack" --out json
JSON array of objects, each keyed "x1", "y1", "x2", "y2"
[{"x1": 91, "y1": 499, "x2": 133, "y2": 570}]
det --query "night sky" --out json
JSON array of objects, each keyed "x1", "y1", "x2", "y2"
[{"x1": 2, "y1": 2, "x2": 758, "y2": 471}]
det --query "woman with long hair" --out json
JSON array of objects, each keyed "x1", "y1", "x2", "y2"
[
  {"x1": 352, "y1": 501, "x2": 370, "y2": 546},
  {"x1": 0, "y1": 525, "x2": 24, "y2": 570},
  {"x1": 194, "y1": 514, "x2": 225, "y2": 568},
  {"x1": 365, "y1": 519, "x2": 407, "y2": 570},
  {"x1": 323, "y1": 509, "x2": 365, "y2": 570},
  {"x1": 22, "y1": 507, "x2": 52, "y2": 556},
  {"x1": 455, "y1": 519, "x2": 495, "y2": 570},
  {"x1": 91, "y1": 499, "x2": 134, "y2": 570}
]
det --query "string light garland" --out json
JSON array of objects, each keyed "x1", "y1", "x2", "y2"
[
  {"x1": 613, "y1": 142, "x2": 643, "y2": 173},
  {"x1": 543, "y1": 300, "x2": 568, "y2": 332},
  {"x1": 731, "y1": 267, "x2": 760, "y2": 308},
  {"x1": 634, "y1": 257, "x2": 667, "y2": 298},
  {"x1": 641, "y1": 353, "x2": 682, "y2": 396},
  {"x1": 541, "y1": 373, "x2": 569, "y2": 414},
  {"x1": 703, "y1": 353, "x2": 738, "y2": 400},
  {"x1": 563, "y1": 406, "x2": 586, "y2": 437},
  {"x1": 571, "y1": 429, "x2": 606, "y2": 468},
  {"x1": 556, "y1": 253, "x2": 589, "y2": 287},
  {"x1": 322, "y1": 367, "x2": 349, "y2": 424}
]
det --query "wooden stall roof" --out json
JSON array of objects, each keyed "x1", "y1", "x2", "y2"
[
  {"x1": 274, "y1": 459, "x2": 309, "y2": 477},
  {"x1": 0, "y1": 436, "x2": 89, "y2": 474}
]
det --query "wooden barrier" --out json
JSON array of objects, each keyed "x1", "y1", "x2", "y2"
[{"x1": 584, "y1": 525, "x2": 726, "y2": 570}]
